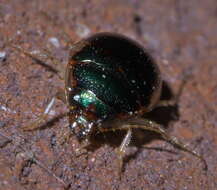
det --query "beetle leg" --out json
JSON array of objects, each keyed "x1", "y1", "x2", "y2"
[
  {"x1": 157, "y1": 82, "x2": 184, "y2": 107},
  {"x1": 100, "y1": 118, "x2": 207, "y2": 171},
  {"x1": 116, "y1": 129, "x2": 132, "y2": 176},
  {"x1": 22, "y1": 89, "x2": 66, "y2": 131},
  {"x1": 56, "y1": 88, "x2": 67, "y2": 104},
  {"x1": 157, "y1": 72, "x2": 189, "y2": 108},
  {"x1": 156, "y1": 99, "x2": 177, "y2": 107},
  {"x1": 99, "y1": 127, "x2": 132, "y2": 176},
  {"x1": 39, "y1": 11, "x2": 73, "y2": 48},
  {"x1": 74, "y1": 139, "x2": 91, "y2": 157},
  {"x1": 22, "y1": 97, "x2": 55, "y2": 131},
  {"x1": 157, "y1": 80, "x2": 185, "y2": 107},
  {"x1": 9, "y1": 44, "x2": 65, "y2": 80}
]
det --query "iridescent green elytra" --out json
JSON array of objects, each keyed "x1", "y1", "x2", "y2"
[{"x1": 73, "y1": 89, "x2": 113, "y2": 118}]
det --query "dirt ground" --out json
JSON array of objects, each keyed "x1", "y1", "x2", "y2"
[{"x1": 0, "y1": 0, "x2": 217, "y2": 190}]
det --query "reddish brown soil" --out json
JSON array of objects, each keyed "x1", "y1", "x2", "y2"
[{"x1": 0, "y1": 0, "x2": 216, "y2": 189}]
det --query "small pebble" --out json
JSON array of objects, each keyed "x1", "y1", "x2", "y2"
[
  {"x1": 75, "y1": 23, "x2": 91, "y2": 38},
  {"x1": 0, "y1": 51, "x2": 6, "y2": 61},
  {"x1": 48, "y1": 37, "x2": 60, "y2": 48}
]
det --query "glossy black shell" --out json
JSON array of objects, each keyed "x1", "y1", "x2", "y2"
[{"x1": 66, "y1": 33, "x2": 162, "y2": 122}]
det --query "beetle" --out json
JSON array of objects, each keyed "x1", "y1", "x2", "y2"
[{"x1": 11, "y1": 32, "x2": 207, "y2": 174}]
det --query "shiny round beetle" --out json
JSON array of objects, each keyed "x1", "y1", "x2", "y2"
[
  {"x1": 64, "y1": 33, "x2": 207, "y2": 171},
  {"x1": 66, "y1": 33, "x2": 162, "y2": 139},
  {"x1": 15, "y1": 32, "x2": 207, "y2": 173}
]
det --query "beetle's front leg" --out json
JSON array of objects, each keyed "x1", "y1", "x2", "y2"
[
  {"x1": 22, "y1": 89, "x2": 66, "y2": 131},
  {"x1": 116, "y1": 129, "x2": 132, "y2": 176}
]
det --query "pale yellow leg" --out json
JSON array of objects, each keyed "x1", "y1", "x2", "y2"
[
  {"x1": 10, "y1": 45, "x2": 65, "y2": 80},
  {"x1": 99, "y1": 118, "x2": 207, "y2": 171},
  {"x1": 39, "y1": 11, "x2": 74, "y2": 47},
  {"x1": 22, "y1": 89, "x2": 66, "y2": 131},
  {"x1": 116, "y1": 129, "x2": 132, "y2": 175},
  {"x1": 157, "y1": 71, "x2": 190, "y2": 108}
]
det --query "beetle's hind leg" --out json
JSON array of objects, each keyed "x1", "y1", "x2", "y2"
[
  {"x1": 99, "y1": 118, "x2": 207, "y2": 172},
  {"x1": 157, "y1": 69, "x2": 192, "y2": 108},
  {"x1": 128, "y1": 118, "x2": 207, "y2": 170}
]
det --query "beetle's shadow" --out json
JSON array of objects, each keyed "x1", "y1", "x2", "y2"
[
  {"x1": 144, "y1": 80, "x2": 179, "y2": 127},
  {"x1": 87, "y1": 81, "x2": 180, "y2": 165}
]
